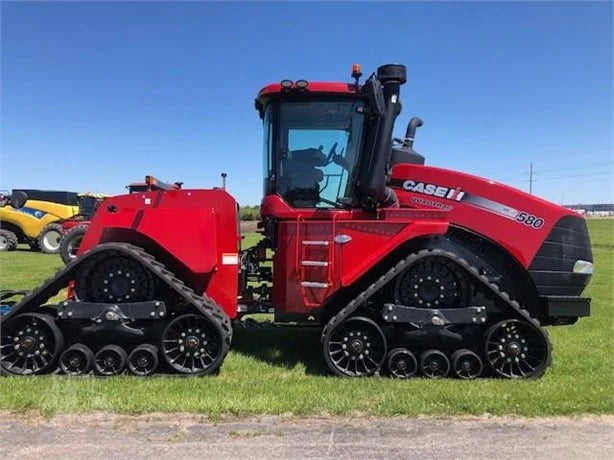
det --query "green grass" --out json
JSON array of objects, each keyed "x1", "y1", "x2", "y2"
[{"x1": 0, "y1": 220, "x2": 612, "y2": 417}]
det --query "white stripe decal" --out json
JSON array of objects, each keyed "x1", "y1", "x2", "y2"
[{"x1": 222, "y1": 253, "x2": 239, "y2": 265}]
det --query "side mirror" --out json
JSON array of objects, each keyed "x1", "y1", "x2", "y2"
[
  {"x1": 363, "y1": 77, "x2": 386, "y2": 118},
  {"x1": 9, "y1": 191, "x2": 28, "y2": 209}
]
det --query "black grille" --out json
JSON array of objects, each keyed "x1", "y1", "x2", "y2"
[{"x1": 528, "y1": 215, "x2": 593, "y2": 296}]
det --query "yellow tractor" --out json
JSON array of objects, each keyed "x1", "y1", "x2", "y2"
[{"x1": 0, "y1": 190, "x2": 81, "y2": 253}]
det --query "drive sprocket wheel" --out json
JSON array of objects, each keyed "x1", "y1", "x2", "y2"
[
  {"x1": 394, "y1": 256, "x2": 470, "y2": 308},
  {"x1": 484, "y1": 319, "x2": 550, "y2": 379},
  {"x1": 323, "y1": 316, "x2": 387, "y2": 377},
  {"x1": 161, "y1": 314, "x2": 225, "y2": 376},
  {"x1": 1, "y1": 313, "x2": 64, "y2": 375},
  {"x1": 76, "y1": 254, "x2": 156, "y2": 303}
]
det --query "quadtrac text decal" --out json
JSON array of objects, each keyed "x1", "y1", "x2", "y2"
[{"x1": 391, "y1": 179, "x2": 545, "y2": 229}]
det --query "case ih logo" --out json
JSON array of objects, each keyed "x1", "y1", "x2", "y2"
[{"x1": 401, "y1": 180, "x2": 465, "y2": 201}]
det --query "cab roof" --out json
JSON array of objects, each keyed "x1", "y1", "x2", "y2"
[
  {"x1": 257, "y1": 82, "x2": 358, "y2": 98},
  {"x1": 256, "y1": 81, "x2": 361, "y2": 116}
]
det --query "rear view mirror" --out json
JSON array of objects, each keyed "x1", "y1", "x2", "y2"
[
  {"x1": 363, "y1": 77, "x2": 386, "y2": 118},
  {"x1": 9, "y1": 191, "x2": 28, "y2": 209}
]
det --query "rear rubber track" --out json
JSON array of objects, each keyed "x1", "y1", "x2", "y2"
[{"x1": 2, "y1": 243, "x2": 233, "y2": 369}]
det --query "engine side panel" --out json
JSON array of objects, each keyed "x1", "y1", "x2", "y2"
[
  {"x1": 79, "y1": 189, "x2": 241, "y2": 319},
  {"x1": 391, "y1": 164, "x2": 583, "y2": 268}
]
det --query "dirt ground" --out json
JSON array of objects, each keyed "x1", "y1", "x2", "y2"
[{"x1": 1, "y1": 412, "x2": 612, "y2": 459}]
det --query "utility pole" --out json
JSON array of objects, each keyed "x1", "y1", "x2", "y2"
[{"x1": 529, "y1": 163, "x2": 534, "y2": 195}]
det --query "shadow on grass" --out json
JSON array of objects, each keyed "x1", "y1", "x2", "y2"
[{"x1": 232, "y1": 324, "x2": 329, "y2": 376}]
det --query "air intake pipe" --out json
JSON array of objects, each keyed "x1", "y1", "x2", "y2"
[
  {"x1": 404, "y1": 117, "x2": 423, "y2": 149},
  {"x1": 358, "y1": 64, "x2": 406, "y2": 208}
]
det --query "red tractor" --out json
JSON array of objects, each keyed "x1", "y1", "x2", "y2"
[{"x1": 1, "y1": 64, "x2": 592, "y2": 379}]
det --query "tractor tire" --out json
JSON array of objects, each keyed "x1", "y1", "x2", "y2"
[
  {"x1": 59, "y1": 225, "x2": 88, "y2": 264},
  {"x1": 0, "y1": 229, "x2": 18, "y2": 251},
  {"x1": 38, "y1": 223, "x2": 63, "y2": 254}
]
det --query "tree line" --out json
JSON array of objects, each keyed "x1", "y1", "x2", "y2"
[{"x1": 239, "y1": 205, "x2": 261, "y2": 221}]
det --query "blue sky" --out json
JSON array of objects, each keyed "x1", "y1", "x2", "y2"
[{"x1": 1, "y1": 1, "x2": 612, "y2": 205}]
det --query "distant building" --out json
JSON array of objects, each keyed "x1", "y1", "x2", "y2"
[
  {"x1": 565, "y1": 203, "x2": 614, "y2": 212},
  {"x1": 565, "y1": 203, "x2": 613, "y2": 218}
]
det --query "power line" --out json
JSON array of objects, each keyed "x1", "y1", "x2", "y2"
[
  {"x1": 529, "y1": 162, "x2": 534, "y2": 195},
  {"x1": 524, "y1": 162, "x2": 612, "y2": 193},
  {"x1": 497, "y1": 161, "x2": 613, "y2": 182},
  {"x1": 535, "y1": 162, "x2": 614, "y2": 175},
  {"x1": 534, "y1": 171, "x2": 613, "y2": 182}
]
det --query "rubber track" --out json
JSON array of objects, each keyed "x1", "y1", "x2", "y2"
[
  {"x1": 321, "y1": 248, "x2": 551, "y2": 377},
  {"x1": 1, "y1": 243, "x2": 233, "y2": 348}
]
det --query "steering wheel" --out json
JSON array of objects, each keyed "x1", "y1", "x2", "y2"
[{"x1": 325, "y1": 142, "x2": 338, "y2": 164}]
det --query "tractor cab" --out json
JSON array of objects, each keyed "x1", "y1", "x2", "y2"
[
  {"x1": 256, "y1": 64, "x2": 410, "y2": 212},
  {"x1": 257, "y1": 85, "x2": 366, "y2": 209},
  {"x1": 76, "y1": 193, "x2": 108, "y2": 219}
]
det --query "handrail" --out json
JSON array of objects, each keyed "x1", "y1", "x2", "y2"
[
  {"x1": 295, "y1": 214, "x2": 304, "y2": 274},
  {"x1": 329, "y1": 214, "x2": 338, "y2": 285}
]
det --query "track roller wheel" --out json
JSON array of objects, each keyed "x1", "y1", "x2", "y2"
[
  {"x1": 128, "y1": 344, "x2": 159, "y2": 376},
  {"x1": 1, "y1": 313, "x2": 64, "y2": 375},
  {"x1": 161, "y1": 314, "x2": 225, "y2": 376},
  {"x1": 94, "y1": 345, "x2": 127, "y2": 376},
  {"x1": 60, "y1": 344, "x2": 94, "y2": 375},
  {"x1": 484, "y1": 319, "x2": 550, "y2": 379},
  {"x1": 387, "y1": 348, "x2": 418, "y2": 379},
  {"x1": 420, "y1": 349, "x2": 450, "y2": 379},
  {"x1": 451, "y1": 349, "x2": 483, "y2": 380},
  {"x1": 323, "y1": 316, "x2": 387, "y2": 377}
]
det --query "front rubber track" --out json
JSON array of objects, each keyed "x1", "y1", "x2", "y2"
[{"x1": 321, "y1": 248, "x2": 551, "y2": 378}]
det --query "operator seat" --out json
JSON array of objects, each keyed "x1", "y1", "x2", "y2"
[{"x1": 279, "y1": 147, "x2": 327, "y2": 207}]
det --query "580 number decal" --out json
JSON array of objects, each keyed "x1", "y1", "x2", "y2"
[{"x1": 516, "y1": 211, "x2": 545, "y2": 229}]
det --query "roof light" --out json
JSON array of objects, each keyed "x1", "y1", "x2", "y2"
[
  {"x1": 351, "y1": 63, "x2": 362, "y2": 86},
  {"x1": 295, "y1": 79, "x2": 308, "y2": 89},
  {"x1": 280, "y1": 79, "x2": 293, "y2": 89}
]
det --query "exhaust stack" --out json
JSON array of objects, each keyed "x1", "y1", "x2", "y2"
[{"x1": 358, "y1": 64, "x2": 407, "y2": 208}]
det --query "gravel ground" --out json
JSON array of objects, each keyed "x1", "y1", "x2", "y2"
[{"x1": 1, "y1": 412, "x2": 612, "y2": 459}]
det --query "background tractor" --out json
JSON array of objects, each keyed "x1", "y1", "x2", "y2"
[
  {"x1": 0, "y1": 64, "x2": 592, "y2": 380},
  {"x1": 0, "y1": 189, "x2": 81, "y2": 253},
  {"x1": 58, "y1": 193, "x2": 109, "y2": 263},
  {"x1": 58, "y1": 180, "x2": 180, "y2": 264}
]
